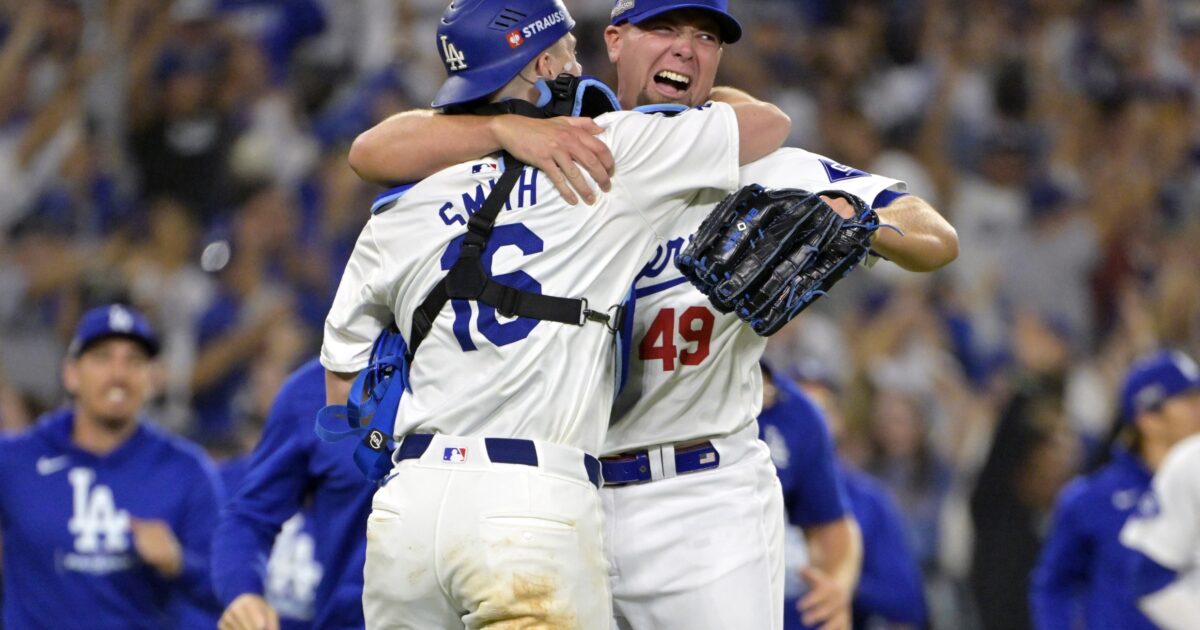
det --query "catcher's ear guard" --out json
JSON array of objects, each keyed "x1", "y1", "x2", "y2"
[{"x1": 315, "y1": 329, "x2": 410, "y2": 482}]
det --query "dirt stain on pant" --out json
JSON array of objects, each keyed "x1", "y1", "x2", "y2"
[{"x1": 478, "y1": 573, "x2": 577, "y2": 629}]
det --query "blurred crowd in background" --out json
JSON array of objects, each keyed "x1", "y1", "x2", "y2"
[{"x1": 0, "y1": 0, "x2": 1197, "y2": 628}]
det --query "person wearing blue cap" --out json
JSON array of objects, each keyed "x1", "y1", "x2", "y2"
[
  {"x1": 1031, "y1": 349, "x2": 1200, "y2": 630},
  {"x1": 0, "y1": 304, "x2": 224, "y2": 629},
  {"x1": 1118, "y1": 351, "x2": 1200, "y2": 630},
  {"x1": 321, "y1": 0, "x2": 790, "y2": 628}
]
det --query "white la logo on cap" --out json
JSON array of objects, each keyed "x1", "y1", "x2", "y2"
[
  {"x1": 441, "y1": 35, "x2": 468, "y2": 71},
  {"x1": 108, "y1": 306, "x2": 134, "y2": 333},
  {"x1": 611, "y1": 0, "x2": 635, "y2": 19}
]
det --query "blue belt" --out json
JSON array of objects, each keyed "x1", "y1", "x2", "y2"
[
  {"x1": 396, "y1": 434, "x2": 601, "y2": 488},
  {"x1": 600, "y1": 441, "x2": 720, "y2": 486}
]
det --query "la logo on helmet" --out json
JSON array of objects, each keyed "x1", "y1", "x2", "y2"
[{"x1": 441, "y1": 35, "x2": 468, "y2": 71}]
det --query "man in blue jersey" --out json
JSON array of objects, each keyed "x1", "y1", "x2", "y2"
[
  {"x1": 765, "y1": 364, "x2": 928, "y2": 629},
  {"x1": 1032, "y1": 349, "x2": 1200, "y2": 630},
  {"x1": 212, "y1": 358, "x2": 373, "y2": 630},
  {"x1": 0, "y1": 304, "x2": 223, "y2": 629}
]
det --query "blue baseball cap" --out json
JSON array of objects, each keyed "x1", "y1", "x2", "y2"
[
  {"x1": 1121, "y1": 350, "x2": 1200, "y2": 421},
  {"x1": 432, "y1": 0, "x2": 576, "y2": 109},
  {"x1": 610, "y1": 0, "x2": 742, "y2": 44},
  {"x1": 68, "y1": 304, "x2": 160, "y2": 358}
]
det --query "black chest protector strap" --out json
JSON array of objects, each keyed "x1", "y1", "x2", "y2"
[{"x1": 407, "y1": 152, "x2": 617, "y2": 362}]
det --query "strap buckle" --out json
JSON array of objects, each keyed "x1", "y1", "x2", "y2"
[
  {"x1": 580, "y1": 299, "x2": 622, "y2": 332},
  {"x1": 578, "y1": 298, "x2": 591, "y2": 326}
]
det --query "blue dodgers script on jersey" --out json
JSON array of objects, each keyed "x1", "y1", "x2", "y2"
[
  {"x1": 439, "y1": 167, "x2": 541, "y2": 227},
  {"x1": 634, "y1": 236, "x2": 690, "y2": 298}
]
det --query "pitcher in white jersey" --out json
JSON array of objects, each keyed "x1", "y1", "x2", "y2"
[
  {"x1": 321, "y1": 0, "x2": 790, "y2": 627},
  {"x1": 1118, "y1": 350, "x2": 1200, "y2": 630},
  {"x1": 347, "y1": 3, "x2": 955, "y2": 630}
]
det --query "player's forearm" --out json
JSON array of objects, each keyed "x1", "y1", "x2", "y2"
[
  {"x1": 872, "y1": 195, "x2": 958, "y2": 272},
  {"x1": 729, "y1": 100, "x2": 790, "y2": 165},
  {"x1": 707, "y1": 87, "x2": 789, "y2": 164},
  {"x1": 348, "y1": 110, "x2": 503, "y2": 185},
  {"x1": 709, "y1": 86, "x2": 762, "y2": 107},
  {"x1": 804, "y1": 516, "x2": 863, "y2": 595},
  {"x1": 325, "y1": 369, "x2": 357, "y2": 406}
]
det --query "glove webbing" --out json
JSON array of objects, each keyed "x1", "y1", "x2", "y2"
[{"x1": 407, "y1": 152, "x2": 616, "y2": 362}]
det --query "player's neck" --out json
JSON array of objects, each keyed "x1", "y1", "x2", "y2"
[
  {"x1": 72, "y1": 410, "x2": 138, "y2": 456},
  {"x1": 1141, "y1": 439, "x2": 1170, "y2": 472}
]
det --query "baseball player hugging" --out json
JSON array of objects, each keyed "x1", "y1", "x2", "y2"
[
  {"x1": 320, "y1": 0, "x2": 789, "y2": 627},
  {"x1": 341, "y1": 0, "x2": 957, "y2": 627}
]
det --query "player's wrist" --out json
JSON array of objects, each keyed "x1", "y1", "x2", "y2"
[{"x1": 485, "y1": 114, "x2": 513, "y2": 147}]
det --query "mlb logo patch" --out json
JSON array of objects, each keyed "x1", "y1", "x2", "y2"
[
  {"x1": 443, "y1": 447, "x2": 468, "y2": 463},
  {"x1": 506, "y1": 30, "x2": 524, "y2": 48},
  {"x1": 472, "y1": 162, "x2": 498, "y2": 174}
]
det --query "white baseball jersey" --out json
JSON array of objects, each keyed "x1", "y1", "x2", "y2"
[
  {"x1": 1121, "y1": 433, "x2": 1200, "y2": 571},
  {"x1": 607, "y1": 148, "x2": 905, "y2": 455},
  {"x1": 322, "y1": 104, "x2": 740, "y2": 456}
]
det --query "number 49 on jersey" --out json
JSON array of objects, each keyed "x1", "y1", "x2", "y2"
[{"x1": 639, "y1": 306, "x2": 715, "y2": 371}]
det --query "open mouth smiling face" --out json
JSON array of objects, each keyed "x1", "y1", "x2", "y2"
[{"x1": 653, "y1": 69, "x2": 693, "y2": 99}]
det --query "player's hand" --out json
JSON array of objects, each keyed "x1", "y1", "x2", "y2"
[
  {"x1": 491, "y1": 115, "x2": 614, "y2": 205},
  {"x1": 820, "y1": 195, "x2": 857, "y2": 219},
  {"x1": 130, "y1": 518, "x2": 183, "y2": 578},
  {"x1": 798, "y1": 566, "x2": 852, "y2": 630},
  {"x1": 219, "y1": 594, "x2": 280, "y2": 630}
]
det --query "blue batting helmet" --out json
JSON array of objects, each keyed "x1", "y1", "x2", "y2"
[{"x1": 432, "y1": 0, "x2": 576, "y2": 109}]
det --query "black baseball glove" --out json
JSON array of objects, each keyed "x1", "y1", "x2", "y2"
[{"x1": 675, "y1": 185, "x2": 880, "y2": 336}]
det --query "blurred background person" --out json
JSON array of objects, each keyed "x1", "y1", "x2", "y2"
[
  {"x1": 1031, "y1": 349, "x2": 1200, "y2": 630},
  {"x1": 0, "y1": 304, "x2": 223, "y2": 629}
]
